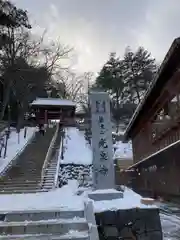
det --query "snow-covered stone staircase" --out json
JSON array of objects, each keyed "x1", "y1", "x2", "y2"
[
  {"x1": 0, "y1": 209, "x2": 89, "y2": 239},
  {"x1": 41, "y1": 129, "x2": 62, "y2": 190},
  {"x1": 0, "y1": 127, "x2": 56, "y2": 194}
]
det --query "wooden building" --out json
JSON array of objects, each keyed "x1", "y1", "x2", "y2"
[
  {"x1": 30, "y1": 98, "x2": 76, "y2": 126},
  {"x1": 124, "y1": 38, "x2": 180, "y2": 201}
]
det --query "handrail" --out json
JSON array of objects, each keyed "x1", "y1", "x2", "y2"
[
  {"x1": 40, "y1": 123, "x2": 59, "y2": 188},
  {"x1": 54, "y1": 135, "x2": 63, "y2": 188}
]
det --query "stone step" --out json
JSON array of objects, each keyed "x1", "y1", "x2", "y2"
[
  {"x1": 0, "y1": 185, "x2": 40, "y2": 189},
  {"x1": 0, "y1": 218, "x2": 88, "y2": 235},
  {"x1": 0, "y1": 183, "x2": 40, "y2": 187},
  {"x1": 42, "y1": 175, "x2": 55, "y2": 179},
  {"x1": 43, "y1": 184, "x2": 53, "y2": 187},
  {"x1": 43, "y1": 184, "x2": 54, "y2": 188},
  {"x1": 44, "y1": 175, "x2": 54, "y2": 178},
  {"x1": 4, "y1": 210, "x2": 84, "y2": 222},
  {"x1": 43, "y1": 178, "x2": 54, "y2": 182},
  {"x1": 48, "y1": 163, "x2": 57, "y2": 166},
  {"x1": 45, "y1": 175, "x2": 55, "y2": 178},
  {"x1": 43, "y1": 187, "x2": 53, "y2": 190},
  {"x1": 0, "y1": 231, "x2": 89, "y2": 239},
  {"x1": 46, "y1": 168, "x2": 57, "y2": 171},
  {"x1": 45, "y1": 172, "x2": 55, "y2": 174},
  {"x1": 0, "y1": 184, "x2": 40, "y2": 189},
  {"x1": 46, "y1": 169, "x2": 57, "y2": 172},
  {"x1": 0, "y1": 189, "x2": 40, "y2": 194}
]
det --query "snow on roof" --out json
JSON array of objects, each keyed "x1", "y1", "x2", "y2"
[
  {"x1": 113, "y1": 141, "x2": 133, "y2": 159},
  {"x1": 30, "y1": 98, "x2": 76, "y2": 107},
  {"x1": 60, "y1": 127, "x2": 92, "y2": 165}
]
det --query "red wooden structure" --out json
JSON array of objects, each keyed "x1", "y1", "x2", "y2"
[
  {"x1": 30, "y1": 98, "x2": 76, "y2": 126},
  {"x1": 124, "y1": 38, "x2": 180, "y2": 201}
]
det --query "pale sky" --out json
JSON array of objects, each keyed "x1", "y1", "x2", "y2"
[{"x1": 12, "y1": 0, "x2": 180, "y2": 73}]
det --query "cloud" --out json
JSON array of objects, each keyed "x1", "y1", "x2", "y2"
[
  {"x1": 11, "y1": 0, "x2": 180, "y2": 73},
  {"x1": 133, "y1": 0, "x2": 180, "y2": 61}
]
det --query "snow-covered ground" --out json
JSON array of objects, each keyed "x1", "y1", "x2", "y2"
[
  {"x1": 61, "y1": 128, "x2": 92, "y2": 165},
  {"x1": 0, "y1": 181, "x2": 155, "y2": 213},
  {"x1": 90, "y1": 187, "x2": 156, "y2": 213},
  {"x1": 113, "y1": 141, "x2": 132, "y2": 159},
  {"x1": 0, "y1": 126, "x2": 178, "y2": 238},
  {"x1": 0, "y1": 127, "x2": 35, "y2": 174},
  {"x1": 0, "y1": 180, "x2": 83, "y2": 212},
  {"x1": 161, "y1": 213, "x2": 180, "y2": 239}
]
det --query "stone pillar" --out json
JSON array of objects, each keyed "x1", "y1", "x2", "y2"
[
  {"x1": 89, "y1": 91, "x2": 123, "y2": 200},
  {"x1": 89, "y1": 91, "x2": 114, "y2": 189}
]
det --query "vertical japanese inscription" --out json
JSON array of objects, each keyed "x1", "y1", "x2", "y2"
[
  {"x1": 96, "y1": 100, "x2": 109, "y2": 175},
  {"x1": 90, "y1": 92, "x2": 115, "y2": 189}
]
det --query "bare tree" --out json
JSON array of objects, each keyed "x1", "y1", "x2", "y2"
[
  {"x1": 0, "y1": 27, "x2": 43, "y2": 120},
  {"x1": 0, "y1": 28, "x2": 72, "y2": 120},
  {"x1": 54, "y1": 71, "x2": 91, "y2": 102}
]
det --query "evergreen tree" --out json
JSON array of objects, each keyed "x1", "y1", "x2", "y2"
[
  {"x1": 96, "y1": 52, "x2": 125, "y2": 106},
  {"x1": 123, "y1": 46, "x2": 157, "y2": 104},
  {"x1": 95, "y1": 53, "x2": 126, "y2": 131},
  {"x1": 94, "y1": 47, "x2": 157, "y2": 127},
  {"x1": 0, "y1": 0, "x2": 30, "y2": 28}
]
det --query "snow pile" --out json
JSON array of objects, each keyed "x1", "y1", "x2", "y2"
[
  {"x1": 0, "y1": 180, "x2": 83, "y2": 212},
  {"x1": 0, "y1": 127, "x2": 35, "y2": 174},
  {"x1": 90, "y1": 187, "x2": 157, "y2": 213},
  {"x1": 61, "y1": 127, "x2": 92, "y2": 165},
  {"x1": 59, "y1": 164, "x2": 92, "y2": 188},
  {"x1": 113, "y1": 141, "x2": 132, "y2": 159}
]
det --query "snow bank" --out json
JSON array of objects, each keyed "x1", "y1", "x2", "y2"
[
  {"x1": 61, "y1": 127, "x2": 92, "y2": 165},
  {"x1": 0, "y1": 181, "x2": 83, "y2": 213},
  {"x1": 0, "y1": 127, "x2": 35, "y2": 174},
  {"x1": 113, "y1": 141, "x2": 132, "y2": 159},
  {"x1": 91, "y1": 187, "x2": 157, "y2": 212}
]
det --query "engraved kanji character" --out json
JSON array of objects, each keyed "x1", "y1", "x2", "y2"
[
  {"x1": 98, "y1": 116, "x2": 104, "y2": 123},
  {"x1": 95, "y1": 101, "x2": 100, "y2": 113},
  {"x1": 99, "y1": 165, "x2": 108, "y2": 175},
  {"x1": 101, "y1": 101, "x2": 106, "y2": 113},
  {"x1": 99, "y1": 138, "x2": 108, "y2": 148},
  {"x1": 100, "y1": 151, "x2": 108, "y2": 161}
]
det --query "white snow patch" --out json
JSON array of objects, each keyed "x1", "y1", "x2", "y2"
[
  {"x1": 113, "y1": 141, "x2": 132, "y2": 159},
  {"x1": 91, "y1": 187, "x2": 157, "y2": 212},
  {"x1": 0, "y1": 180, "x2": 83, "y2": 213},
  {"x1": 60, "y1": 127, "x2": 92, "y2": 165},
  {"x1": 91, "y1": 189, "x2": 120, "y2": 194},
  {"x1": 112, "y1": 131, "x2": 125, "y2": 136},
  {"x1": 31, "y1": 98, "x2": 76, "y2": 106},
  {"x1": 0, "y1": 127, "x2": 35, "y2": 174}
]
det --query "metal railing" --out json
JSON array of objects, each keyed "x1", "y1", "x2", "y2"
[
  {"x1": 40, "y1": 123, "x2": 60, "y2": 188},
  {"x1": 54, "y1": 136, "x2": 63, "y2": 188}
]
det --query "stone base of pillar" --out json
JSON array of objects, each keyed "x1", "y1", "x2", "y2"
[{"x1": 88, "y1": 189, "x2": 123, "y2": 201}]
